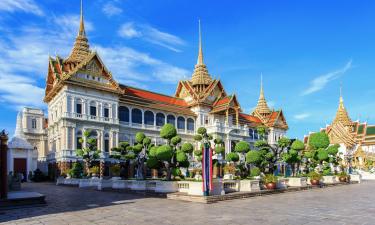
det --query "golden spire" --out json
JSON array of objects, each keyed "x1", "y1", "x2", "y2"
[
  {"x1": 333, "y1": 85, "x2": 352, "y2": 126},
  {"x1": 254, "y1": 74, "x2": 271, "y2": 115},
  {"x1": 191, "y1": 20, "x2": 212, "y2": 89},
  {"x1": 65, "y1": 0, "x2": 91, "y2": 63}
]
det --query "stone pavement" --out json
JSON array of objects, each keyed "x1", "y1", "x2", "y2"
[{"x1": 1, "y1": 181, "x2": 375, "y2": 225}]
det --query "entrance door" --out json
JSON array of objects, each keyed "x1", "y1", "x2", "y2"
[{"x1": 14, "y1": 158, "x2": 27, "y2": 181}]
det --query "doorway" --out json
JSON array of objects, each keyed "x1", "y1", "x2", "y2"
[{"x1": 14, "y1": 158, "x2": 27, "y2": 182}]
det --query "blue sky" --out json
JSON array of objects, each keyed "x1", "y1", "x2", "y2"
[{"x1": 0, "y1": 0, "x2": 374, "y2": 139}]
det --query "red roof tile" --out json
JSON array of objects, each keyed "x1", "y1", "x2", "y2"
[{"x1": 239, "y1": 113, "x2": 262, "y2": 123}]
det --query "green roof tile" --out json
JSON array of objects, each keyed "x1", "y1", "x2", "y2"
[
  {"x1": 357, "y1": 124, "x2": 364, "y2": 134},
  {"x1": 366, "y1": 126, "x2": 375, "y2": 135}
]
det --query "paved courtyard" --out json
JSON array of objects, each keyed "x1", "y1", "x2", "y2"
[{"x1": 1, "y1": 181, "x2": 375, "y2": 225}]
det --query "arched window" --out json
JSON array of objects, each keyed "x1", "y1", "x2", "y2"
[
  {"x1": 76, "y1": 130, "x2": 82, "y2": 150},
  {"x1": 187, "y1": 118, "x2": 195, "y2": 131},
  {"x1": 132, "y1": 108, "x2": 142, "y2": 124},
  {"x1": 156, "y1": 113, "x2": 165, "y2": 126},
  {"x1": 167, "y1": 115, "x2": 175, "y2": 125},
  {"x1": 104, "y1": 133, "x2": 110, "y2": 153},
  {"x1": 177, "y1": 116, "x2": 185, "y2": 130},
  {"x1": 119, "y1": 106, "x2": 129, "y2": 122},
  {"x1": 144, "y1": 111, "x2": 154, "y2": 125}
]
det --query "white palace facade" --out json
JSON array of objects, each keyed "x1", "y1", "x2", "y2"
[{"x1": 14, "y1": 4, "x2": 289, "y2": 176}]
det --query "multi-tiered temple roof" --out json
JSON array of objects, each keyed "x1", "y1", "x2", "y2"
[{"x1": 44, "y1": 3, "x2": 288, "y2": 130}]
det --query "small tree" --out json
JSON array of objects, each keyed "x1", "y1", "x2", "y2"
[
  {"x1": 281, "y1": 139, "x2": 305, "y2": 176},
  {"x1": 156, "y1": 124, "x2": 189, "y2": 180},
  {"x1": 76, "y1": 130, "x2": 101, "y2": 175}
]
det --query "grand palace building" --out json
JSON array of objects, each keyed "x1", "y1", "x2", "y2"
[
  {"x1": 305, "y1": 90, "x2": 375, "y2": 169},
  {"x1": 8, "y1": 4, "x2": 289, "y2": 177}
]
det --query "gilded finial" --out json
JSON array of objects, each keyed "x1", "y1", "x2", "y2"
[
  {"x1": 79, "y1": 0, "x2": 86, "y2": 37},
  {"x1": 197, "y1": 19, "x2": 204, "y2": 65},
  {"x1": 253, "y1": 74, "x2": 271, "y2": 116}
]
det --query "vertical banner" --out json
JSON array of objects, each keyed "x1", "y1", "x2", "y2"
[{"x1": 202, "y1": 142, "x2": 213, "y2": 196}]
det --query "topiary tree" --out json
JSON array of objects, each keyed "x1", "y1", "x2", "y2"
[
  {"x1": 281, "y1": 139, "x2": 305, "y2": 176},
  {"x1": 76, "y1": 130, "x2": 101, "y2": 175},
  {"x1": 155, "y1": 124, "x2": 189, "y2": 180}
]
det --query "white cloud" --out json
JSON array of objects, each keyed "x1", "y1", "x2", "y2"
[
  {"x1": 0, "y1": 0, "x2": 43, "y2": 16},
  {"x1": 118, "y1": 22, "x2": 142, "y2": 39},
  {"x1": 95, "y1": 45, "x2": 189, "y2": 84},
  {"x1": 102, "y1": 2, "x2": 123, "y2": 17},
  {"x1": 53, "y1": 15, "x2": 94, "y2": 36},
  {"x1": 118, "y1": 22, "x2": 185, "y2": 52},
  {"x1": 302, "y1": 60, "x2": 352, "y2": 96},
  {"x1": 294, "y1": 113, "x2": 311, "y2": 120}
]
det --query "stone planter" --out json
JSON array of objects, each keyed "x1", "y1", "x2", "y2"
[
  {"x1": 128, "y1": 180, "x2": 146, "y2": 191},
  {"x1": 223, "y1": 174, "x2": 235, "y2": 180},
  {"x1": 79, "y1": 177, "x2": 100, "y2": 188},
  {"x1": 350, "y1": 174, "x2": 362, "y2": 183},
  {"x1": 223, "y1": 180, "x2": 240, "y2": 193},
  {"x1": 155, "y1": 181, "x2": 178, "y2": 193},
  {"x1": 239, "y1": 180, "x2": 260, "y2": 192},
  {"x1": 97, "y1": 178, "x2": 113, "y2": 191},
  {"x1": 322, "y1": 176, "x2": 337, "y2": 184},
  {"x1": 276, "y1": 178, "x2": 288, "y2": 189},
  {"x1": 287, "y1": 177, "x2": 307, "y2": 187},
  {"x1": 112, "y1": 180, "x2": 128, "y2": 189}
]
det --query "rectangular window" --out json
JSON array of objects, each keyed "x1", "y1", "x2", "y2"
[
  {"x1": 76, "y1": 103, "x2": 82, "y2": 114},
  {"x1": 90, "y1": 106, "x2": 96, "y2": 116},
  {"x1": 104, "y1": 139, "x2": 109, "y2": 152},
  {"x1": 104, "y1": 108, "x2": 109, "y2": 118},
  {"x1": 31, "y1": 119, "x2": 37, "y2": 129}
]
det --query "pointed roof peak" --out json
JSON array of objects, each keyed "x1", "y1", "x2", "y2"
[
  {"x1": 333, "y1": 85, "x2": 352, "y2": 126},
  {"x1": 65, "y1": 0, "x2": 91, "y2": 63},
  {"x1": 78, "y1": 0, "x2": 86, "y2": 37},
  {"x1": 254, "y1": 74, "x2": 271, "y2": 115},
  {"x1": 197, "y1": 19, "x2": 204, "y2": 65},
  {"x1": 191, "y1": 20, "x2": 212, "y2": 88}
]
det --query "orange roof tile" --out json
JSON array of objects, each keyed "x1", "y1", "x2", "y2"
[
  {"x1": 122, "y1": 85, "x2": 188, "y2": 107},
  {"x1": 239, "y1": 113, "x2": 262, "y2": 123}
]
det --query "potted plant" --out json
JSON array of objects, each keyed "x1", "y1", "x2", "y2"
[
  {"x1": 110, "y1": 165, "x2": 121, "y2": 179},
  {"x1": 308, "y1": 171, "x2": 322, "y2": 185},
  {"x1": 90, "y1": 166, "x2": 100, "y2": 178},
  {"x1": 338, "y1": 171, "x2": 349, "y2": 182},
  {"x1": 263, "y1": 174, "x2": 277, "y2": 190}
]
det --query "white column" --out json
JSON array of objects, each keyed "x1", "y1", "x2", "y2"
[
  {"x1": 129, "y1": 108, "x2": 132, "y2": 126},
  {"x1": 142, "y1": 110, "x2": 145, "y2": 127},
  {"x1": 71, "y1": 97, "x2": 75, "y2": 114},
  {"x1": 65, "y1": 127, "x2": 69, "y2": 150},
  {"x1": 72, "y1": 127, "x2": 76, "y2": 150}
]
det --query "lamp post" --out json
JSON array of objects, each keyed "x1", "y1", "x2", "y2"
[{"x1": 0, "y1": 130, "x2": 9, "y2": 199}]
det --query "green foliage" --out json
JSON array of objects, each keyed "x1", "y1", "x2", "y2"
[
  {"x1": 263, "y1": 174, "x2": 277, "y2": 183},
  {"x1": 226, "y1": 152, "x2": 239, "y2": 162},
  {"x1": 132, "y1": 143, "x2": 143, "y2": 154},
  {"x1": 146, "y1": 157, "x2": 160, "y2": 169},
  {"x1": 327, "y1": 144, "x2": 339, "y2": 155},
  {"x1": 110, "y1": 165, "x2": 121, "y2": 177},
  {"x1": 214, "y1": 137, "x2": 223, "y2": 145},
  {"x1": 291, "y1": 140, "x2": 305, "y2": 151},
  {"x1": 143, "y1": 137, "x2": 152, "y2": 146},
  {"x1": 181, "y1": 143, "x2": 194, "y2": 153},
  {"x1": 197, "y1": 127, "x2": 207, "y2": 135},
  {"x1": 317, "y1": 149, "x2": 329, "y2": 161},
  {"x1": 194, "y1": 149, "x2": 202, "y2": 156},
  {"x1": 278, "y1": 137, "x2": 291, "y2": 148},
  {"x1": 156, "y1": 145, "x2": 173, "y2": 162},
  {"x1": 178, "y1": 160, "x2": 190, "y2": 168},
  {"x1": 160, "y1": 124, "x2": 177, "y2": 140},
  {"x1": 215, "y1": 146, "x2": 225, "y2": 155},
  {"x1": 75, "y1": 130, "x2": 101, "y2": 169},
  {"x1": 322, "y1": 168, "x2": 332, "y2": 176},
  {"x1": 149, "y1": 146, "x2": 159, "y2": 157},
  {"x1": 171, "y1": 136, "x2": 182, "y2": 146},
  {"x1": 309, "y1": 132, "x2": 330, "y2": 150},
  {"x1": 250, "y1": 167, "x2": 261, "y2": 177},
  {"x1": 234, "y1": 141, "x2": 250, "y2": 153},
  {"x1": 68, "y1": 162, "x2": 84, "y2": 178},
  {"x1": 338, "y1": 171, "x2": 348, "y2": 178},
  {"x1": 172, "y1": 168, "x2": 182, "y2": 177},
  {"x1": 194, "y1": 135, "x2": 202, "y2": 141},
  {"x1": 176, "y1": 150, "x2": 188, "y2": 162},
  {"x1": 254, "y1": 140, "x2": 268, "y2": 148},
  {"x1": 90, "y1": 166, "x2": 99, "y2": 175},
  {"x1": 135, "y1": 132, "x2": 146, "y2": 143},
  {"x1": 120, "y1": 142, "x2": 130, "y2": 149},
  {"x1": 246, "y1": 150, "x2": 262, "y2": 164},
  {"x1": 125, "y1": 152, "x2": 136, "y2": 160},
  {"x1": 257, "y1": 126, "x2": 267, "y2": 139},
  {"x1": 308, "y1": 171, "x2": 322, "y2": 180}
]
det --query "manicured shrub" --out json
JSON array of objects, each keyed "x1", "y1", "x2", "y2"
[
  {"x1": 181, "y1": 143, "x2": 194, "y2": 153},
  {"x1": 263, "y1": 174, "x2": 277, "y2": 183},
  {"x1": 171, "y1": 136, "x2": 182, "y2": 146},
  {"x1": 317, "y1": 149, "x2": 329, "y2": 161},
  {"x1": 250, "y1": 167, "x2": 261, "y2": 177},
  {"x1": 176, "y1": 150, "x2": 188, "y2": 162},
  {"x1": 156, "y1": 145, "x2": 173, "y2": 161},
  {"x1": 68, "y1": 162, "x2": 84, "y2": 178},
  {"x1": 143, "y1": 137, "x2": 151, "y2": 146},
  {"x1": 235, "y1": 141, "x2": 250, "y2": 153},
  {"x1": 110, "y1": 165, "x2": 121, "y2": 177},
  {"x1": 135, "y1": 132, "x2": 146, "y2": 143},
  {"x1": 160, "y1": 124, "x2": 177, "y2": 140},
  {"x1": 146, "y1": 157, "x2": 160, "y2": 169},
  {"x1": 246, "y1": 150, "x2": 262, "y2": 164},
  {"x1": 215, "y1": 146, "x2": 225, "y2": 155},
  {"x1": 197, "y1": 127, "x2": 207, "y2": 135},
  {"x1": 309, "y1": 132, "x2": 330, "y2": 149},
  {"x1": 149, "y1": 146, "x2": 158, "y2": 157},
  {"x1": 226, "y1": 152, "x2": 239, "y2": 162}
]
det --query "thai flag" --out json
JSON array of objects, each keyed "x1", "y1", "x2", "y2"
[{"x1": 202, "y1": 143, "x2": 213, "y2": 195}]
